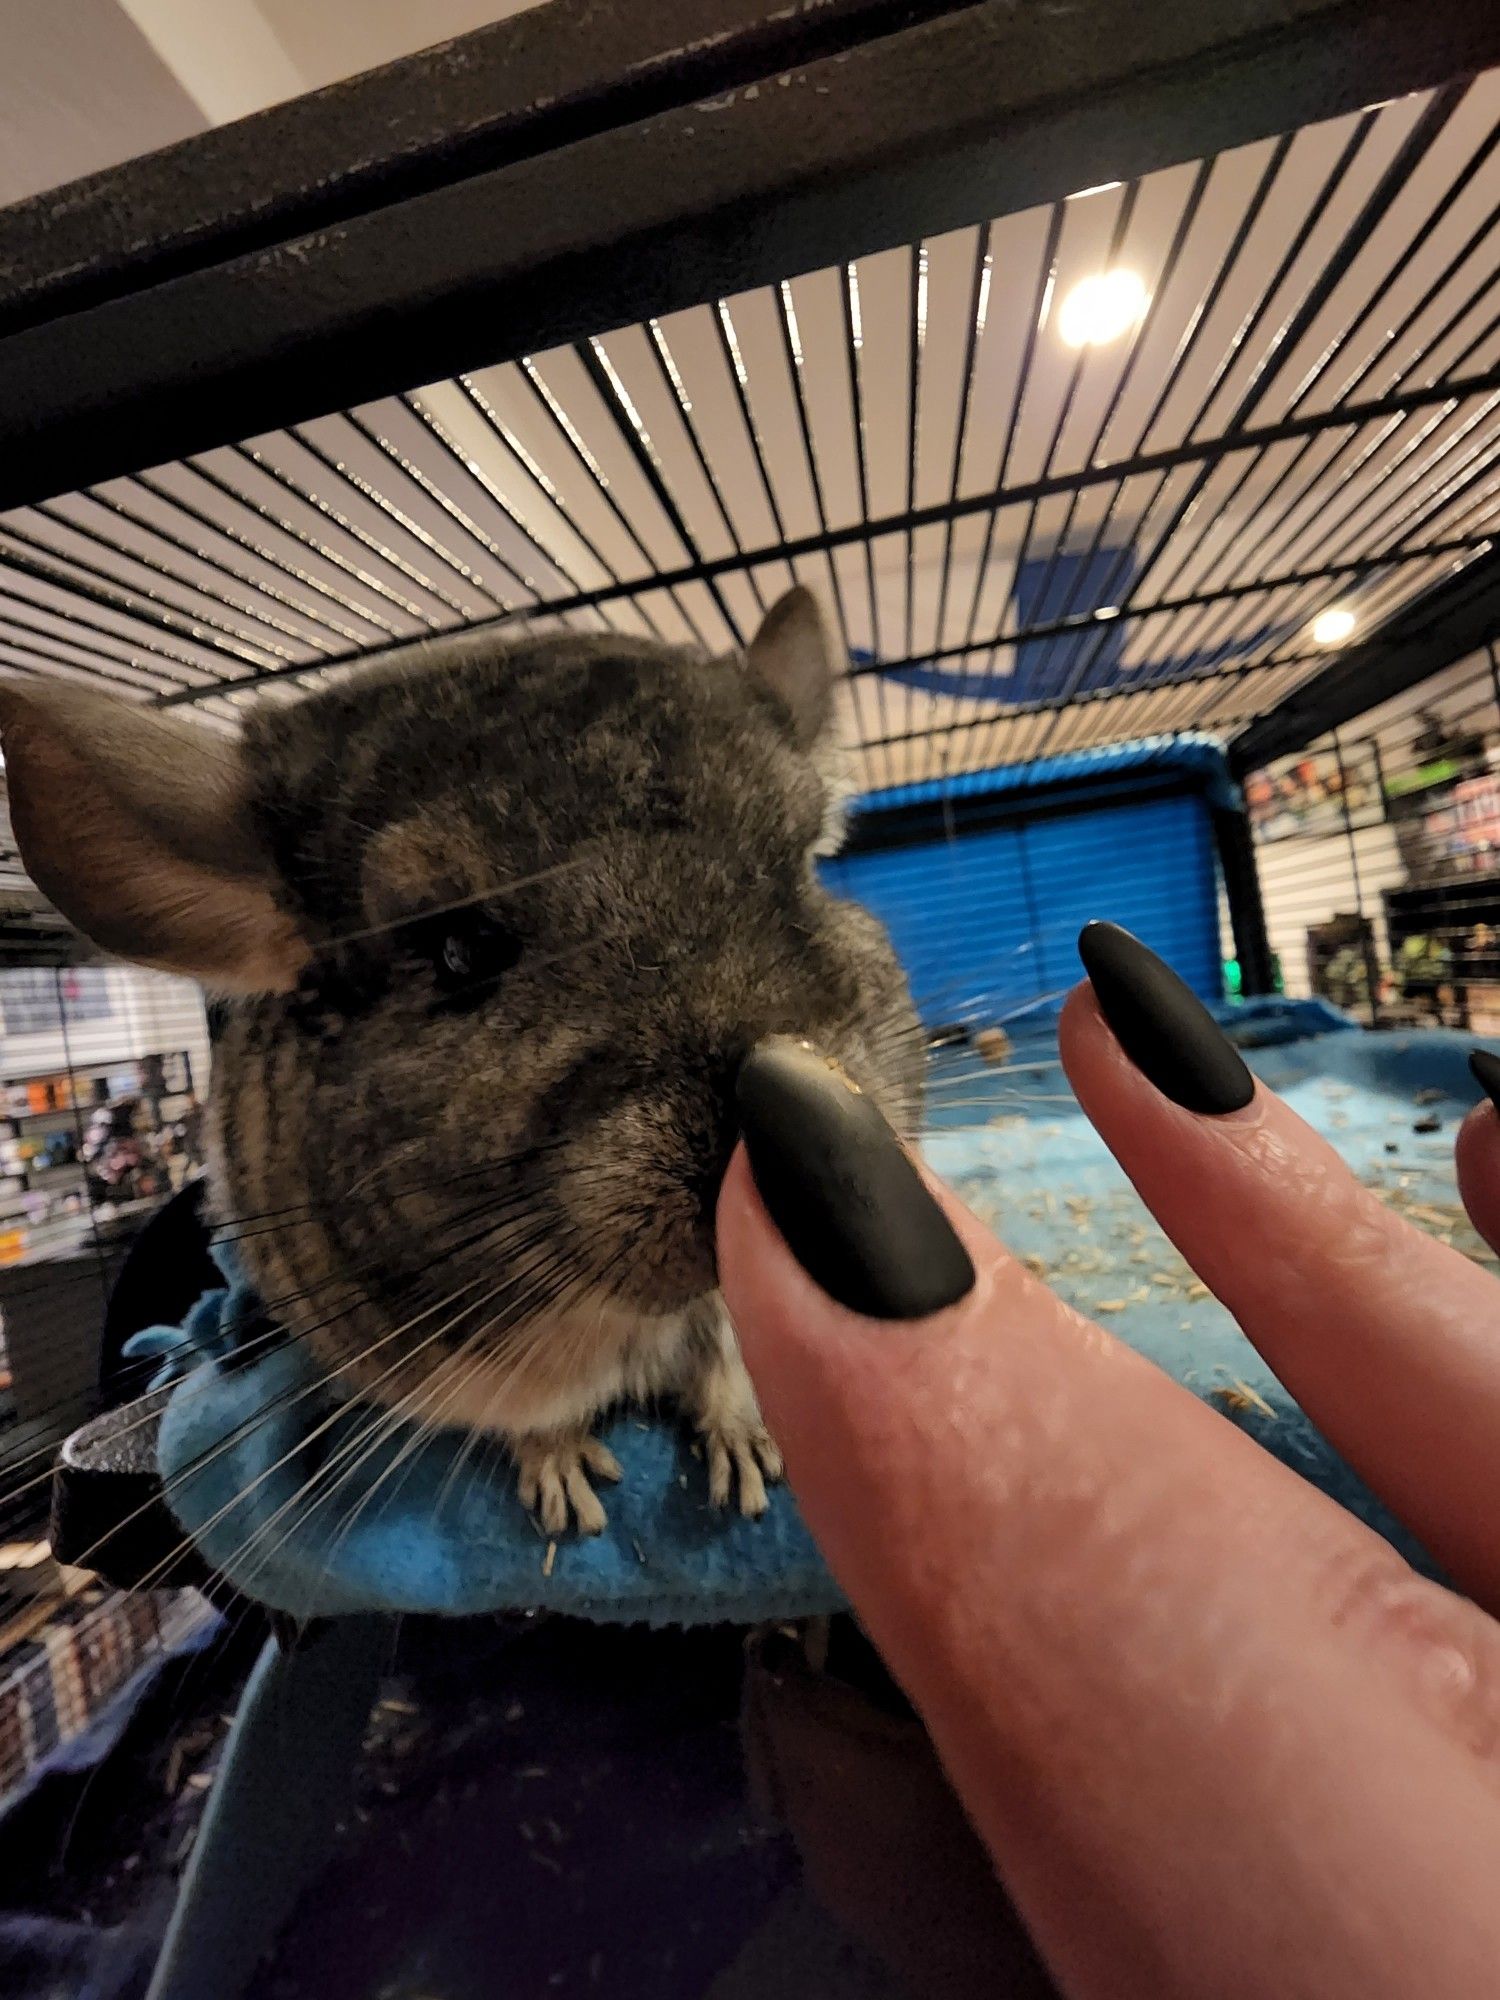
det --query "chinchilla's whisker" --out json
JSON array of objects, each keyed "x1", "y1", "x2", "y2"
[
  {"x1": 493, "y1": 1252, "x2": 600, "y2": 1353},
  {"x1": 241, "y1": 1231, "x2": 592, "y2": 1590},
  {"x1": 903, "y1": 972, "x2": 1040, "y2": 1014},
  {"x1": 315, "y1": 857, "x2": 588, "y2": 953},
  {"x1": 203, "y1": 1135, "x2": 577, "y2": 1242},
  {"x1": 50, "y1": 1280, "x2": 482, "y2": 1593},
  {"x1": 427, "y1": 1350, "x2": 512, "y2": 1526},
  {"x1": 321, "y1": 1253, "x2": 588, "y2": 1569},
  {"x1": 922, "y1": 1088, "x2": 1057, "y2": 1110},
  {"x1": 0, "y1": 1257, "x2": 416, "y2": 1505},
  {"x1": 235, "y1": 1286, "x2": 526, "y2": 1594},
  {"x1": 518, "y1": 1273, "x2": 621, "y2": 1399},
  {"x1": 95, "y1": 1275, "x2": 512, "y2": 1600},
  {"x1": 0, "y1": 1318, "x2": 278, "y2": 1497},
  {"x1": 922, "y1": 1092, "x2": 1080, "y2": 1111},
  {"x1": 923, "y1": 1052, "x2": 1067, "y2": 1082},
  {"x1": 99, "y1": 1186, "x2": 548, "y2": 1416},
  {"x1": 991, "y1": 987, "x2": 1073, "y2": 1023}
]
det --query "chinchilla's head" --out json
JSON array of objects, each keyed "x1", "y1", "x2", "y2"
[{"x1": 0, "y1": 591, "x2": 922, "y2": 1425}]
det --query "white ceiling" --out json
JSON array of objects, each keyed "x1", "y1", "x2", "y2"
[
  {"x1": 253, "y1": 0, "x2": 542, "y2": 95},
  {"x1": 0, "y1": 0, "x2": 544, "y2": 207},
  {"x1": 0, "y1": 0, "x2": 204, "y2": 209}
]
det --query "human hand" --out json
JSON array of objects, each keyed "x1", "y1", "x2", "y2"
[{"x1": 717, "y1": 926, "x2": 1500, "y2": 2000}]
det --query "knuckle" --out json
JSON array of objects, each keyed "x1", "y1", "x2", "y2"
[{"x1": 1327, "y1": 1549, "x2": 1500, "y2": 1765}]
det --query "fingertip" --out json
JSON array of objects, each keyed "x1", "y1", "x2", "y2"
[
  {"x1": 1454, "y1": 1095, "x2": 1499, "y2": 1184},
  {"x1": 1454, "y1": 1096, "x2": 1500, "y2": 1258},
  {"x1": 1056, "y1": 979, "x2": 1094, "y2": 1066},
  {"x1": 716, "y1": 1134, "x2": 998, "y2": 1366},
  {"x1": 714, "y1": 1143, "x2": 783, "y2": 1364},
  {"x1": 731, "y1": 1040, "x2": 976, "y2": 1322},
  {"x1": 715, "y1": 1138, "x2": 761, "y2": 1254},
  {"x1": 1058, "y1": 981, "x2": 1110, "y2": 1106},
  {"x1": 1456, "y1": 1095, "x2": 1497, "y2": 1147},
  {"x1": 1057, "y1": 974, "x2": 1153, "y2": 1118},
  {"x1": 1468, "y1": 1047, "x2": 1500, "y2": 1113},
  {"x1": 715, "y1": 1140, "x2": 892, "y2": 1423}
]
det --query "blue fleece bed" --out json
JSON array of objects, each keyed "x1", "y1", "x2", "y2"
[{"x1": 130, "y1": 1013, "x2": 1493, "y2": 1624}]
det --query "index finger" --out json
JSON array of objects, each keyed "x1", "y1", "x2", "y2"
[
  {"x1": 1454, "y1": 1070, "x2": 1500, "y2": 1255},
  {"x1": 717, "y1": 1056, "x2": 1500, "y2": 2000},
  {"x1": 1060, "y1": 940, "x2": 1500, "y2": 1612}
]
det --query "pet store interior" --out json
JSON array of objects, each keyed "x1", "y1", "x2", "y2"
[{"x1": 2, "y1": 1, "x2": 1500, "y2": 1995}]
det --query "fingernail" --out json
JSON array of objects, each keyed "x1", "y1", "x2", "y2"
[
  {"x1": 735, "y1": 1040, "x2": 975, "y2": 1320},
  {"x1": 1078, "y1": 921, "x2": 1254, "y2": 1116},
  {"x1": 1469, "y1": 1048, "x2": 1500, "y2": 1112}
]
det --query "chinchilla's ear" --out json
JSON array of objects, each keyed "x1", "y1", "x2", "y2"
[
  {"x1": 744, "y1": 587, "x2": 841, "y2": 749},
  {"x1": 0, "y1": 681, "x2": 309, "y2": 993}
]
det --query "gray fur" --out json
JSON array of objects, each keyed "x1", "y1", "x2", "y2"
[{"x1": 1, "y1": 597, "x2": 925, "y2": 1530}]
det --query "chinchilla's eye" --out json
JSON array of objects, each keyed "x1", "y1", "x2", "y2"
[{"x1": 422, "y1": 912, "x2": 522, "y2": 1006}]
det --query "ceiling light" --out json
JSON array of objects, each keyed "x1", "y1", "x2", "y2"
[
  {"x1": 1094, "y1": 605, "x2": 1121, "y2": 621},
  {"x1": 1311, "y1": 606, "x2": 1357, "y2": 647},
  {"x1": 1056, "y1": 270, "x2": 1148, "y2": 349}
]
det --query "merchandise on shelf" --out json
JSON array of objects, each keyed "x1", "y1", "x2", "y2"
[{"x1": 0, "y1": 1052, "x2": 205, "y2": 1264}]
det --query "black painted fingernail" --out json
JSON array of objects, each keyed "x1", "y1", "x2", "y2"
[
  {"x1": 1469, "y1": 1049, "x2": 1500, "y2": 1111},
  {"x1": 735, "y1": 1040, "x2": 975, "y2": 1320},
  {"x1": 1078, "y1": 921, "x2": 1254, "y2": 1116}
]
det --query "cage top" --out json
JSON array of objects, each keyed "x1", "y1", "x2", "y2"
[{"x1": 0, "y1": 0, "x2": 1496, "y2": 815}]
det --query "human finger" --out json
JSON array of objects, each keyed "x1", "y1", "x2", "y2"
[
  {"x1": 1063, "y1": 925, "x2": 1500, "y2": 1613},
  {"x1": 719, "y1": 1043, "x2": 1500, "y2": 2000}
]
